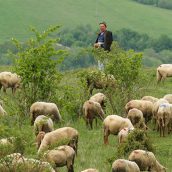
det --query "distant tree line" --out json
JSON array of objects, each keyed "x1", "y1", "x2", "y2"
[
  {"x1": 0, "y1": 24, "x2": 172, "y2": 69},
  {"x1": 133, "y1": 0, "x2": 172, "y2": 10}
]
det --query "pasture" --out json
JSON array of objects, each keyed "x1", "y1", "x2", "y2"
[{"x1": 0, "y1": 65, "x2": 172, "y2": 171}]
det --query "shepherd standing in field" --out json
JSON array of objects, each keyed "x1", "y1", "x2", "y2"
[
  {"x1": 94, "y1": 22, "x2": 113, "y2": 51},
  {"x1": 94, "y1": 22, "x2": 113, "y2": 70}
]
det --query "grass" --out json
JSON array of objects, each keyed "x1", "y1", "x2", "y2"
[
  {"x1": 0, "y1": 66, "x2": 172, "y2": 171},
  {"x1": 1, "y1": 0, "x2": 172, "y2": 42}
]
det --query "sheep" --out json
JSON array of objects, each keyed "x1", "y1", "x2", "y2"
[
  {"x1": 0, "y1": 71, "x2": 21, "y2": 94},
  {"x1": 152, "y1": 98, "x2": 169, "y2": 130},
  {"x1": 127, "y1": 108, "x2": 147, "y2": 130},
  {"x1": 30, "y1": 102, "x2": 61, "y2": 125},
  {"x1": 0, "y1": 104, "x2": 7, "y2": 116},
  {"x1": 157, "y1": 64, "x2": 172, "y2": 83},
  {"x1": 163, "y1": 94, "x2": 172, "y2": 104},
  {"x1": 86, "y1": 71, "x2": 116, "y2": 95},
  {"x1": 0, "y1": 153, "x2": 55, "y2": 172},
  {"x1": 0, "y1": 137, "x2": 15, "y2": 145},
  {"x1": 89, "y1": 92, "x2": 107, "y2": 109},
  {"x1": 112, "y1": 159, "x2": 140, "y2": 172},
  {"x1": 128, "y1": 149, "x2": 166, "y2": 172},
  {"x1": 43, "y1": 145, "x2": 75, "y2": 172},
  {"x1": 81, "y1": 169, "x2": 99, "y2": 172},
  {"x1": 34, "y1": 115, "x2": 54, "y2": 136},
  {"x1": 103, "y1": 115, "x2": 134, "y2": 144},
  {"x1": 157, "y1": 103, "x2": 172, "y2": 137},
  {"x1": 125, "y1": 100, "x2": 154, "y2": 123},
  {"x1": 118, "y1": 127, "x2": 134, "y2": 144},
  {"x1": 141, "y1": 96, "x2": 158, "y2": 104},
  {"x1": 37, "y1": 127, "x2": 79, "y2": 155},
  {"x1": 83, "y1": 100, "x2": 105, "y2": 129}
]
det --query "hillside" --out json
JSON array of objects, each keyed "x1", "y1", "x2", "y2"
[{"x1": 1, "y1": 0, "x2": 172, "y2": 42}]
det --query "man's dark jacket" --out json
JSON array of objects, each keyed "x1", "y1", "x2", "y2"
[{"x1": 95, "y1": 30, "x2": 113, "y2": 51}]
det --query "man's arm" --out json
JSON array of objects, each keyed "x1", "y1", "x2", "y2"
[{"x1": 104, "y1": 31, "x2": 113, "y2": 51}]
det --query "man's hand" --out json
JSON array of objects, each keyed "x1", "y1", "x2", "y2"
[{"x1": 94, "y1": 43, "x2": 100, "y2": 48}]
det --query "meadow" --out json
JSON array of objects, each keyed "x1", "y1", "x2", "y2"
[
  {"x1": 0, "y1": 65, "x2": 172, "y2": 171},
  {"x1": 1, "y1": 0, "x2": 172, "y2": 42}
]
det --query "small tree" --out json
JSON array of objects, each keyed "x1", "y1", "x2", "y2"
[{"x1": 12, "y1": 26, "x2": 66, "y2": 115}]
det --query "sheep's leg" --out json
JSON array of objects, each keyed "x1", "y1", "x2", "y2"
[
  {"x1": 163, "y1": 126, "x2": 165, "y2": 137},
  {"x1": 67, "y1": 161, "x2": 74, "y2": 172},
  {"x1": 89, "y1": 119, "x2": 93, "y2": 129},
  {"x1": 3, "y1": 87, "x2": 6, "y2": 93},
  {"x1": 95, "y1": 118, "x2": 98, "y2": 127},
  {"x1": 104, "y1": 127, "x2": 110, "y2": 144}
]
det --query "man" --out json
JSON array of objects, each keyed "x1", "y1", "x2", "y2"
[{"x1": 94, "y1": 22, "x2": 113, "y2": 51}]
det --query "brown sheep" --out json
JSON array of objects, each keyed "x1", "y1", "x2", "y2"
[
  {"x1": 83, "y1": 100, "x2": 105, "y2": 129},
  {"x1": 157, "y1": 64, "x2": 172, "y2": 83},
  {"x1": 141, "y1": 96, "x2": 158, "y2": 104},
  {"x1": 125, "y1": 100, "x2": 154, "y2": 123},
  {"x1": 127, "y1": 108, "x2": 147, "y2": 130},
  {"x1": 157, "y1": 103, "x2": 172, "y2": 137},
  {"x1": 37, "y1": 127, "x2": 79, "y2": 155},
  {"x1": 0, "y1": 72, "x2": 21, "y2": 94},
  {"x1": 128, "y1": 149, "x2": 166, "y2": 172},
  {"x1": 34, "y1": 115, "x2": 54, "y2": 136},
  {"x1": 152, "y1": 98, "x2": 169, "y2": 131},
  {"x1": 89, "y1": 92, "x2": 107, "y2": 109},
  {"x1": 103, "y1": 115, "x2": 133, "y2": 144},
  {"x1": 43, "y1": 145, "x2": 75, "y2": 172},
  {"x1": 112, "y1": 159, "x2": 140, "y2": 172},
  {"x1": 30, "y1": 102, "x2": 61, "y2": 125},
  {"x1": 118, "y1": 127, "x2": 134, "y2": 144},
  {"x1": 163, "y1": 94, "x2": 172, "y2": 104}
]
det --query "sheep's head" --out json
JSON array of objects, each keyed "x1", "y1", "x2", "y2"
[{"x1": 36, "y1": 131, "x2": 46, "y2": 149}]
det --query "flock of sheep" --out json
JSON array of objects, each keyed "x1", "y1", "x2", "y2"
[{"x1": 0, "y1": 63, "x2": 172, "y2": 172}]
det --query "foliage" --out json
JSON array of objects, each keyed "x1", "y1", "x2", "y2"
[{"x1": 11, "y1": 26, "x2": 66, "y2": 114}]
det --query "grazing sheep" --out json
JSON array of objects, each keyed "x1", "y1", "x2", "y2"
[
  {"x1": 157, "y1": 103, "x2": 172, "y2": 137},
  {"x1": 103, "y1": 115, "x2": 133, "y2": 144},
  {"x1": 89, "y1": 92, "x2": 107, "y2": 109},
  {"x1": 118, "y1": 127, "x2": 134, "y2": 144},
  {"x1": 0, "y1": 104, "x2": 7, "y2": 116},
  {"x1": 112, "y1": 159, "x2": 140, "y2": 172},
  {"x1": 163, "y1": 94, "x2": 172, "y2": 104},
  {"x1": 86, "y1": 71, "x2": 116, "y2": 95},
  {"x1": 157, "y1": 64, "x2": 172, "y2": 83},
  {"x1": 37, "y1": 127, "x2": 79, "y2": 154},
  {"x1": 83, "y1": 100, "x2": 105, "y2": 129},
  {"x1": 128, "y1": 149, "x2": 166, "y2": 172},
  {"x1": 152, "y1": 98, "x2": 169, "y2": 130},
  {"x1": 30, "y1": 102, "x2": 61, "y2": 125},
  {"x1": 125, "y1": 100, "x2": 154, "y2": 123},
  {"x1": 44, "y1": 145, "x2": 75, "y2": 172},
  {"x1": 81, "y1": 169, "x2": 99, "y2": 172},
  {"x1": 0, "y1": 71, "x2": 21, "y2": 94},
  {"x1": 141, "y1": 96, "x2": 158, "y2": 104},
  {"x1": 34, "y1": 115, "x2": 54, "y2": 136},
  {"x1": 127, "y1": 108, "x2": 147, "y2": 130},
  {"x1": 0, "y1": 153, "x2": 55, "y2": 172}
]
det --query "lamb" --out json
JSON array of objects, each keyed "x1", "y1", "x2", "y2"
[
  {"x1": 163, "y1": 94, "x2": 172, "y2": 104},
  {"x1": 127, "y1": 108, "x2": 147, "y2": 130},
  {"x1": 118, "y1": 127, "x2": 134, "y2": 144},
  {"x1": 152, "y1": 98, "x2": 169, "y2": 130},
  {"x1": 30, "y1": 102, "x2": 61, "y2": 125},
  {"x1": 34, "y1": 115, "x2": 54, "y2": 136},
  {"x1": 81, "y1": 169, "x2": 99, "y2": 172},
  {"x1": 89, "y1": 92, "x2": 107, "y2": 109},
  {"x1": 103, "y1": 115, "x2": 134, "y2": 144},
  {"x1": 112, "y1": 159, "x2": 140, "y2": 172},
  {"x1": 141, "y1": 96, "x2": 158, "y2": 104},
  {"x1": 43, "y1": 145, "x2": 75, "y2": 172},
  {"x1": 125, "y1": 100, "x2": 154, "y2": 123},
  {"x1": 157, "y1": 103, "x2": 172, "y2": 137},
  {"x1": 37, "y1": 127, "x2": 79, "y2": 154},
  {"x1": 0, "y1": 71, "x2": 21, "y2": 94},
  {"x1": 157, "y1": 64, "x2": 172, "y2": 83},
  {"x1": 128, "y1": 149, "x2": 166, "y2": 172},
  {"x1": 83, "y1": 100, "x2": 105, "y2": 129}
]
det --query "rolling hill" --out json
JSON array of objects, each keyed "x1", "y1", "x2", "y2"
[{"x1": 1, "y1": 0, "x2": 172, "y2": 42}]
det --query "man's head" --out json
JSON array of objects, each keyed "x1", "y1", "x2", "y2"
[{"x1": 99, "y1": 22, "x2": 107, "y2": 32}]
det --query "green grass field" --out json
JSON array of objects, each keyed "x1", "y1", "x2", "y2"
[
  {"x1": 1, "y1": 0, "x2": 172, "y2": 42},
  {"x1": 0, "y1": 65, "x2": 172, "y2": 171}
]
